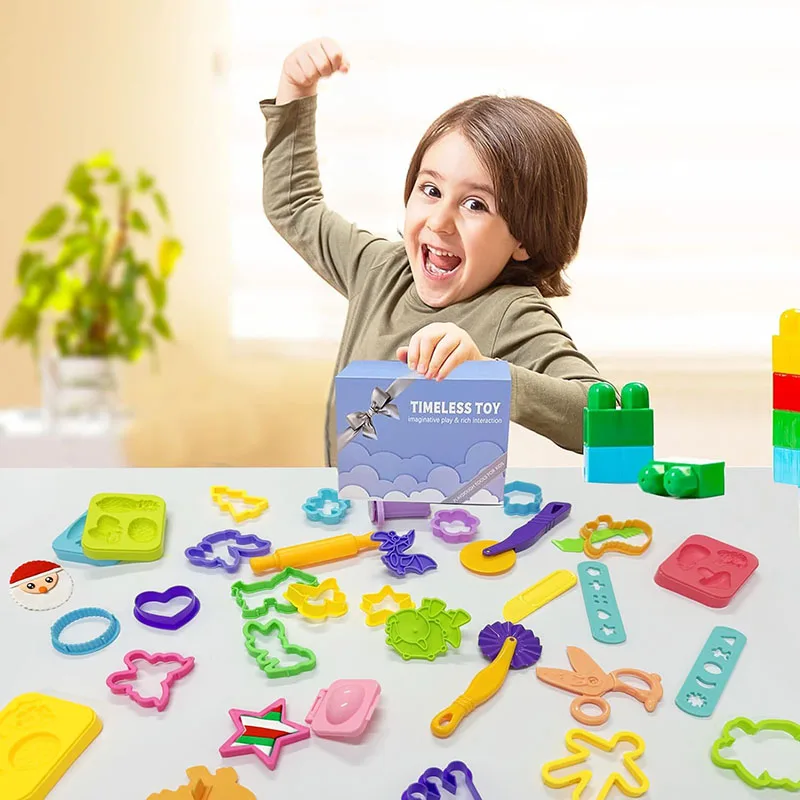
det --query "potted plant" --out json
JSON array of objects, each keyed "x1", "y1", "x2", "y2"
[{"x1": 2, "y1": 150, "x2": 182, "y2": 418}]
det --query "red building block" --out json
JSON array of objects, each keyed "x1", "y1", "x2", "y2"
[{"x1": 774, "y1": 372, "x2": 800, "y2": 413}]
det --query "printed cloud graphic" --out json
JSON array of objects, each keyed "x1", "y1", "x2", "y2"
[
  {"x1": 710, "y1": 717, "x2": 800, "y2": 791},
  {"x1": 338, "y1": 441, "x2": 505, "y2": 500}
]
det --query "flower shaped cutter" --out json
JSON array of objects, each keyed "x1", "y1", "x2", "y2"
[
  {"x1": 185, "y1": 529, "x2": 271, "y2": 573},
  {"x1": 503, "y1": 480, "x2": 543, "y2": 515},
  {"x1": 431, "y1": 509, "x2": 480, "y2": 543},
  {"x1": 402, "y1": 760, "x2": 483, "y2": 799},
  {"x1": 302, "y1": 488, "x2": 351, "y2": 524}
]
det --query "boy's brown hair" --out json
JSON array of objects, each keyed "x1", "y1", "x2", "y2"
[{"x1": 403, "y1": 95, "x2": 587, "y2": 298}]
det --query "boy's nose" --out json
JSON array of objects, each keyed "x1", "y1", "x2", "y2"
[{"x1": 425, "y1": 208, "x2": 456, "y2": 236}]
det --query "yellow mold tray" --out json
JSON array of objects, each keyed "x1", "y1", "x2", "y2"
[{"x1": 81, "y1": 493, "x2": 166, "y2": 562}]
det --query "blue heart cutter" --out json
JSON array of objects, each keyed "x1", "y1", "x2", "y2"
[
  {"x1": 52, "y1": 512, "x2": 120, "y2": 566},
  {"x1": 502, "y1": 481, "x2": 543, "y2": 516},
  {"x1": 302, "y1": 488, "x2": 351, "y2": 525}
]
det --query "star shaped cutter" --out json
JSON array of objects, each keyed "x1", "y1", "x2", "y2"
[
  {"x1": 360, "y1": 585, "x2": 415, "y2": 626},
  {"x1": 219, "y1": 698, "x2": 310, "y2": 770}
]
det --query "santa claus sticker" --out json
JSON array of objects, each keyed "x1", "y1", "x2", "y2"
[{"x1": 9, "y1": 560, "x2": 74, "y2": 611}]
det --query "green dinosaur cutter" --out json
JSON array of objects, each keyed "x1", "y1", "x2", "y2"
[
  {"x1": 385, "y1": 597, "x2": 470, "y2": 661},
  {"x1": 231, "y1": 567, "x2": 319, "y2": 618},
  {"x1": 710, "y1": 716, "x2": 800, "y2": 791},
  {"x1": 242, "y1": 618, "x2": 316, "y2": 678},
  {"x1": 553, "y1": 525, "x2": 645, "y2": 553}
]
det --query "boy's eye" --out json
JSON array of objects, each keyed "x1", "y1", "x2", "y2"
[
  {"x1": 464, "y1": 198, "x2": 488, "y2": 212},
  {"x1": 420, "y1": 183, "x2": 440, "y2": 198}
]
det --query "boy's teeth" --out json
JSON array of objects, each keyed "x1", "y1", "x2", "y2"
[{"x1": 429, "y1": 246, "x2": 457, "y2": 257}]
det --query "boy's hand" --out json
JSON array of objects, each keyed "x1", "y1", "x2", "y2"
[
  {"x1": 276, "y1": 38, "x2": 350, "y2": 105},
  {"x1": 396, "y1": 323, "x2": 490, "y2": 381}
]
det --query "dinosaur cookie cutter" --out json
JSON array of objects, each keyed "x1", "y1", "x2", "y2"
[
  {"x1": 106, "y1": 650, "x2": 195, "y2": 712},
  {"x1": 579, "y1": 515, "x2": 653, "y2": 559},
  {"x1": 211, "y1": 485, "x2": 269, "y2": 524},
  {"x1": 710, "y1": 716, "x2": 800, "y2": 791},
  {"x1": 536, "y1": 645, "x2": 663, "y2": 725},
  {"x1": 184, "y1": 529, "x2": 271, "y2": 573},
  {"x1": 541, "y1": 728, "x2": 650, "y2": 799},
  {"x1": 231, "y1": 567, "x2": 319, "y2": 619}
]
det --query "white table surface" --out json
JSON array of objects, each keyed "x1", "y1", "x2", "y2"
[{"x1": 2, "y1": 467, "x2": 799, "y2": 799}]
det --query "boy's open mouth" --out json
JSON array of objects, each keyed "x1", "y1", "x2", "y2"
[{"x1": 421, "y1": 244, "x2": 462, "y2": 280}]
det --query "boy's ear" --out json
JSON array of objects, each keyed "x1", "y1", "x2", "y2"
[{"x1": 512, "y1": 242, "x2": 529, "y2": 261}]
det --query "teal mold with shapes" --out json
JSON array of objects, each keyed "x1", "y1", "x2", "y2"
[{"x1": 577, "y1": 561, "x2": 626, "y2": 644}]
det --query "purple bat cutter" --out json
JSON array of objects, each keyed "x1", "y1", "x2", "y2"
[
  {"x1": 369, "y1": 500, "x2": 431, "y2": 529},
  {"x1": 371, "y1": 529, "x2": 437, "y2": 578},
  {"x1": 184, "y1": 529, "x2": 271, "y2": 573},
  {"x1": 431, "y1": 508, "x2": 480, "y2": 544},
  {"x1": 134, "y1": 585, "x2": 200, "y2": 631},
  {"x1": 402, "y1": 760, "x2": 483, "y2": 800},
  {"x1": 482, "y1": 501, "x2": 572, "y2": 558}
]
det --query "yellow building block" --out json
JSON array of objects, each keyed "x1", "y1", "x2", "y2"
[{"x1": 773, "y1": 309, "x2": 800, "y2": 375}]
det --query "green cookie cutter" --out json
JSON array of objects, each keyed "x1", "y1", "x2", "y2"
[
  {"x1": 385, "y1": 597, "x2": 470, "y2": 661},
  {"x1": 710, "y1": 716, "x2": 800, "y2": 791},
  {"x1": 553, "y1": 524, "x2": 645, "y2": 553},
  {"x1": 231, "y1": 567, "x2": 319, "y2": 618},
  {"x1": 242, "y1": 618, "x2": 316, "y2": 678}
]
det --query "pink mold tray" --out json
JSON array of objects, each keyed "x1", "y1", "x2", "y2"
[{"x1": 654, "y1": 534, "x2": 758, "y2": 608}]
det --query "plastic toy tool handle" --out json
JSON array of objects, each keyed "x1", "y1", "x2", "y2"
[
  {"x1": 483, "y1": 502, "x2": 572, "y2": 556},
  {"x1": 430, "y1": 636, "x2": 517, "y2": 738},
  {"x1": 250, "y1": 532, "x2": 379, "y2": 574}
]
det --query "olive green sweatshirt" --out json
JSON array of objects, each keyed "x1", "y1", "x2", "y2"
[{"x1": 260, "y1": 94, "x2": 608, "y2": 466}]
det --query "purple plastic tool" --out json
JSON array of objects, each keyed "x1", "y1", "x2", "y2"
[
  {"x1": 371, "y1": 530, "x2": 437, "y2": 577},
  {"x1": 369, "y1": 500, "x2": 431, "y2": 529},
  {"x1": 431, "y1": 509, "x2": 480, "y2": 544},
  {"x1": 478, "y1": 621, "x2": 542, "y2": 668},
  {"x1": 134, "y1": 585, "x2": 200, "y2": 631},
  {"x1": 184, "y1": 529, "x2": 271, "y2": 573},
  {"x1": 482, "y1": 501, "x2": 571, "y2": 557},
  {"x1": 402, "y1": 760, "x2": 483, "y2": 800}
]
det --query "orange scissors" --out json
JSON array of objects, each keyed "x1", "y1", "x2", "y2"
[{"x1": 535, "y1": 646, "x2": 663, "y2": 726}]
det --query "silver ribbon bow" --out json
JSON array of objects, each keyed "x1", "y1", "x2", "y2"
[{"x1": 337, "y1": 377, "x2": 416, "y2": 451}]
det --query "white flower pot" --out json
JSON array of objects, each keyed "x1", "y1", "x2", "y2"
[{"x1": 41, "y1": 355, "x2": 119, "y2": 419}]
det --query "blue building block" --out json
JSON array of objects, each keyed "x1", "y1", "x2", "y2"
[
  {"x1": 584, "y1": 445, "x2": 654, "y2": 484},
  {"x1": 773, "y1": 446, "x2": 800, "y2": 486},
  {"x1": 52, "y1": 512, "x2": 120, "y2": 566}
]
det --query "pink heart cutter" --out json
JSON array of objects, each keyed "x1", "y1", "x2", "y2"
[
  {"x1": 106, "y1": 649, "x2": 195, "y2": 712},
  {"x1": 431, "y1": 508, "x2": 480, "y2": 544}
]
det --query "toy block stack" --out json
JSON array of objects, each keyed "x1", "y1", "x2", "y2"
[
  {"x1": 583, "y1": 382, "x2": 654, "y2": 483},
  {"x1": 773, "y1": 308, "x2": 800, "y2": 486}
]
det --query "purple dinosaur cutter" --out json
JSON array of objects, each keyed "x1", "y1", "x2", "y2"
[
  {"x1": 402, "y1": 760, "x2": 483, "y2": 800},
  {"x1": 184, "y1": 529, "x2": 271, "y2": 573}
]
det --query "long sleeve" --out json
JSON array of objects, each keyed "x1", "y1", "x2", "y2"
[
  {"x1": 259, "y1": 94, "x2": 399, "y2": 298},
  {"x1": 488, "y1": 294, "x2": 610, "y2": 453}
]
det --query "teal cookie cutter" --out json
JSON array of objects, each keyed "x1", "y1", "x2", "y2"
[
  {"x1": 577, "y1": 561, "x2": 626, "y2": 644},
  {"x1": 231, "y1": 567, "x2": 319, "y2": 619},
  {"x1": 676, "y1": 625, "x2": 746, "y2": 718},
  {"x1": 302, "y1": 488, "x2": 351, "y2": 524},
  {"x1": 710, "y1": 716, "x2": 800, "y2": 790},
  {"x1": 242, "y1": 618, "x2": 316, "y2": 678},
  {"x1": 385, "y1": 598, "x2": 471, "y2": 661},
  {"x1": 503, "y1": 481, "x2": 542, "y2": 516}
]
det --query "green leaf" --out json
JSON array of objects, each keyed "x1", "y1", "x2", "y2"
[
  {"x1": 2, "y1": 305, "x2": 39, "y2": 341},
  {"x1": 86, "y1": 150, "x2": 114, "y2": 169},
  {"x1": 152, "y1": 314, "x2": 173, "y2": 339},
  {"x1": 152, "y1": 190, "x2": 169, "y2": 221},
  {"x1": 45, "y1": 273, "x2": 82, "y2": 312},
  {"x1": 105, "y1": 167, "x2": 122, "y2": 184},
  {"x1": 26, "y1": 204, "x2": 67, "y2": 241},
  {"x1": 136, "y1": 170, "x2": 155, "y2": 191},
  {"x1": 129, "y1": 209, "x2": 149, "y2": 233},
  {"x1": 146, "y1": 270, "x2": 167, "y2": 309},
  {"x1": 158, "y1": 237, "x2": 182, "y2": 278},
  {"x1": 66, "y1": 164, "x2": 99, "y2": 208},
  {"x1": 17, "y1": 251, "x2": 44, "y2": 284}
]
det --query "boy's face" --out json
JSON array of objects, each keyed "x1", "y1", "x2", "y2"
[{"x1": 403, "y1": 131, "x2": 528, "y2": 308}]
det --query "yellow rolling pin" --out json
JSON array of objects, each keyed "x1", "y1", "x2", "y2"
[
  {"x1": 430, "y1": 621, "x2": 542, "y2": 738},
  {"x1": 250, "y1": 532, "x2": 380, "y2": 574}
]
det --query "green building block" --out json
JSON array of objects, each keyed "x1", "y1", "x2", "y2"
[
  {"x1": 773, "y1": 410, "x2": 800, "y2": 450},
  {"x1": 583, "y1": 382, "x2": 654, "y2": 447},
  {"x1": 638, "y1": 459, "x2": 725, "y2": 498}
]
